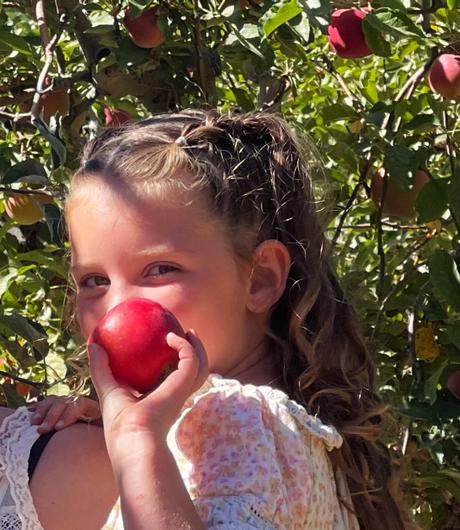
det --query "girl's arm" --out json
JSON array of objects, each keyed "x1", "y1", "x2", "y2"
[
  {"x1": 88, "y1": 330, "x2": 209, "y2": 530},
  {"x1": 113, "y1": 434, "x2": 205, "y2": 530},
  {"x1": 30, "y1": 422, "x2": 118, "y2": 530}
]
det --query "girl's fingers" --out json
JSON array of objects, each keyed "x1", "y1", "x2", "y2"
[
  {"x1": 36, "y1": 399, "x2": 69, "y2": 433},
  {"x1": 87, "y1": 343, "x2": 120, "y2": 404},
  {"x1": 87, "y1": 343, "x2": 134, "y2": 422},
  {"x1": 185, "y1": 330, "x2": 209, "y2": 388},
  {"x1": 157, "y1": 330, "x2": 209, "y2": 402}
]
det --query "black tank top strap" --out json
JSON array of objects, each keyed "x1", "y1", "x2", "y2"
[{"x1": 27, "y1": 430, "x2": 57, "y2": 480}]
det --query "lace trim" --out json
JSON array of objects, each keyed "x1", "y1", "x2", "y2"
[
  {"x1": 0, "y1": 407, "x2": 44, "y2": 530},
  {"x1": 196, "y1": 495, "x2": 278, "y2": 529}
]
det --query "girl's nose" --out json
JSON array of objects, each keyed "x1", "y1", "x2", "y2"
[{"x1": 105, "y1": 287, "x2": 143, "y2": 315}]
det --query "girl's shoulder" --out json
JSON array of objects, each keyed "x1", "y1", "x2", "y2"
[{"x1": 176, "y1": 373, "x2": 343, "y2": 451}]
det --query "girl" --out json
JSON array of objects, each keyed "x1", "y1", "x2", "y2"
[{"x1": 0, "y1": 109, "x2": 413, "y2": 529}]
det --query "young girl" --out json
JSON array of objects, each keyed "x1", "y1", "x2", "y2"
[{"x1": 0, "y1": 109, "x2": 412, "y2": 529}]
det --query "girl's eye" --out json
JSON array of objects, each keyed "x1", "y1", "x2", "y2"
[
  {"x1": 146, "y1": 264, "x2": 179, "y2": 277},
  {"x1": 79, "y1": 275, "x2": 109, "y2": 288}
]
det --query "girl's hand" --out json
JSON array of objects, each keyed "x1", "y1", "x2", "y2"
[
  {"x1": 88, "y1": 329, "x2": 209, "y2": 462},
  {"x1": 29, "y1": 395, "x2": 101, "y2": 434}
]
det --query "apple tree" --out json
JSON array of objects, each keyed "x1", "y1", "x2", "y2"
[{"x1": 0, "y1": 1, "x2": 459, "y2": 527}]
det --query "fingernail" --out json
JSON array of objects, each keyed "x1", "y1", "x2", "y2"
[
  {"x1": 56, "y1": 420, "x2": 64, "y2": 429},
  {"x1": 38, "y1": 421, "x2": 48, "y2": 431},
  {"x1": 32, "y1": 413, "x2": 41, "y2": 420}
]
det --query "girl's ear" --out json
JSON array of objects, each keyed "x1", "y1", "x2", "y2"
[{"x1": 246, "y1": 239, "x2": 291, "y2": 313}]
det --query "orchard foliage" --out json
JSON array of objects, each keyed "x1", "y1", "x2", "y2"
[{"x1": 0, "y1": 0, "x2": 459, "y2": 527}]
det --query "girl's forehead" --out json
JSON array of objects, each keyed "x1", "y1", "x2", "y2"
[
  {"x1": 66, "y1": 177, "x2": 229, "y2": 251},
  {"x1": 67, "y1": 175, "x2": 210, "y2": 221}
]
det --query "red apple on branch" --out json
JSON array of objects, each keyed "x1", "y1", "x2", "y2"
[
  {"x1": 89, "y1": 298, "x2": 184, "y2": 394},
  {"x1": 428, "y1": 54, "x2": 460, "y2": 101},
  {"x1": 370, "y1": 168, "x2": 429, "y2": 220},
  {"x1": 104, "y1": 107, "x2": 131, "y2": 127},
  {"x1": 328, "y1": 8, "x2": 372, "y2": 59},
  {"x1": 123, "y1": 7, "x2": 165, "y2": 49},
  {"x1": 447, "y1": 371, "x2": 460, "y2": 399}
]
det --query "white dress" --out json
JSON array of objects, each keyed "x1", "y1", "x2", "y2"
[{"x1": 0, "y1": 375, "x2": 360, "y2": 530}]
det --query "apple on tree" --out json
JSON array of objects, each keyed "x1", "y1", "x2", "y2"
[
  {"x1": 447, "y1": 371, "x2": 460, "y2": 399},
  {"x1": 428, "y1": 54, "x2": 460, "y2": 101},
  {"x1": 103, "y1": 107, "x2": 131, "y2": 127},
  {"x1": 328, "y1": 8, "x2": 372, "y2": 59},
  {"x1": 123, "y1": 6, "x2": 165, "y2": 49},
  {"x1": 370, "y1": 168, "x2": 429, "y2": 220},
  {"x1": 89, "y1": 298, "x2": 184, "y2": 394}
]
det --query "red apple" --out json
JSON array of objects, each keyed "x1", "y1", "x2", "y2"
[
  {"x1": 19, "y1": 89, "x2": 69, "y2": 122},
  {"x1": 123, "y1": 7, "x2": 165, "y2": 49},
  {"x1": 104, "y1": 107, "x2": 131, "y2": 127},
  {"x1": 89, "y1": 298, "x2": 184, "y2": 394},
  {"x1": 370, "y1": 168, "x2": 429, "y2": 220},
  {"x1": 447, "y1": 371, "x2": 460, "y2": 399},
  {"x1": 428, "y1": 54, "x2": 460, "y2": 101},
  {"x1": 328, "y1": 8, "x2": 372, "y2": 59}
]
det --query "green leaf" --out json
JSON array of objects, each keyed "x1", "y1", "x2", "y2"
[
  {"x1": 298, "y1": 0, "x2": 331, "y2": 30},
  {"x1": 0, "y1": 314, "x2": 49, "y2": 358},
  {"x1": 0, "y1": 31, "x2": 34, "y2": 57},
  {"x1": 415, "y1": 180, "x2": 448, "y2": 222},
  {"x1": 447, "y1": 0, "x2": 458, "y2": 9},
  {"x1": 2, "y1": 160, "x2": 47, "y2": 185},
  {"x1": 364, "y1": 8, "x2": 425, "y2": 40},
  {"x1": 424, "y1": 360, "x2": 448, "y2": 405},
  {"x1": 383, "y1": 145, "x2": 419, "y2": 190},
  {"x1": 400, "y1": 399, "x2": 460, "y2": 421},
  {"x1": 227, "y1": 24, "x2": 265, "y2": 59},
  {"x1": 362, "y1": 19, "x2": 392, "y2": 57},
  {"x1": 261, "y1": 0, "x2": 303, "y2": 37},
  {"x1": 128, "y1": 0, "x2": 150, "y2": 17},
  {"x1": 16, "y1": 250, "x2": 68, "y2": 278},
  {"x1": 1, "y1": 384, "x2": 26, "y2": 408},
  {"x1": 322, "y1": 103, "x2": 359, "y2": 121},
  {"x1": 416, "y1": 474, "x2": 460, "y2": 502},
  {"x1": 429, "y1": 250, "x2": 460, "y2": 312},
  {"x1": 0, "y1": 269, "x2": 18, "y2": 298}
]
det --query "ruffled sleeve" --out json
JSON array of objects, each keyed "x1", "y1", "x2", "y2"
[{"x1": 166, "y1": 374, "x2": 358, "y2": 530}]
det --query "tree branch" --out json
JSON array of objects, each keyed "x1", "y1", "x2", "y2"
[{"x1": 332, "y1": 157, "x2": 372, "y2": 247}]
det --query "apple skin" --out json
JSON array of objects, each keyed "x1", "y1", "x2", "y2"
[
  {"x1": 328, "y1": 8, "x2": 372, "y2": 59},
  {"x1": 370, "y1": 169, "x2": 429, "y2": 220},
  {"x1": 89, "y1": 298, "x2": 184, "y2": 394},
  {"x1": 428, "y1": 54, "x2": 460, "y2": 101},
  {"x1": 4, "y1": 192, "x2": 53, "y2": 225},
  {"x1": 123, "y1": 7, "x2": 165, "y2": 49},
  {"x1": 20, "y1": 89, "x2": 70, "y2": 122},
  {"x1": 104, "y1": 107, "x2": 131, "y2": 127},
  {"x1": 447, "y1": 371, "x2": 460, "y2": 399}
]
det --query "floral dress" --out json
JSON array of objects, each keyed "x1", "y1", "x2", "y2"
[
  {"x1": 0, "y1": 374, "x2": 359, "y2": 530},
  {"x1": 103, "y1": 375, "x2": 359, "y2": 530}
]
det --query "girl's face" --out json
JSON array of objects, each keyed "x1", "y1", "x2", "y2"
[{"x1": 68, "y1": 179, "x2": 265, "y2": 377}]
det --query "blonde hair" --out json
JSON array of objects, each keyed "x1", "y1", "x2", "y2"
[{"x1": 66, "y1": 108, "x2": 414, "y2": 529}]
